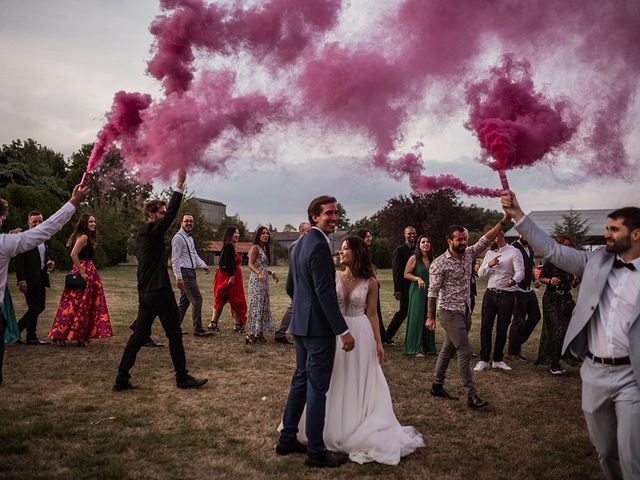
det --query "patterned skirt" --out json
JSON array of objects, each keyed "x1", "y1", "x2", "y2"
[{"x1": 49, "y1": 260, "x2": 112, "y2": 343}]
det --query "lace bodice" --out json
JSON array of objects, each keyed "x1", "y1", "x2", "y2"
[{"x1": 336, "y1": 272, "x2": 369, "y2": 317}]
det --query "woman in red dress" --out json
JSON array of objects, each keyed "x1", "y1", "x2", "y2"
[
  {"x1": 49, "y1": 213, "x2": 112, "y2": 346},
  {"x1": 209, "y1": 226, "x2": 247, "y2": 333}
]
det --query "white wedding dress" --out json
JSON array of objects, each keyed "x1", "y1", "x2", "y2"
[{"x1": 296, "y1": 274, "x2": 424, "y2": 465}]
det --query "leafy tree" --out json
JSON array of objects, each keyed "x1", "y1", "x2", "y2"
[
  {"x1": 215, "y1": 213, "x2": 250, "y2": 241},
  {"x1": 336, "y1": 202, "x2": 350, "y2": 230},
  {"x1": 350, "y1": 215, "x2": 379, "y2": 237},
  {"x1": 282, "y1": 223, "x2": 297, "y2": 232},
  {"x1": 551, "y1": 209, "x2": 590, "y2": 248}
]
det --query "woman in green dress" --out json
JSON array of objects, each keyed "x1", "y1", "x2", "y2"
[{"x1": 403, "y1": 235, "x2": 436, "y2": 355}]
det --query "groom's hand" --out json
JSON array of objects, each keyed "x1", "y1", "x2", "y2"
[{"x1": 340, "y1": 332, "x2": 355, "y2": 352}]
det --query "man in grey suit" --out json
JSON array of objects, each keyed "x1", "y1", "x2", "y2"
[
  {"x1": 275, "y1": 221, "x2": 311, "y2": 344},
  {"x1": 502, "y1": 192, "x2": 640, "y2": 480}
]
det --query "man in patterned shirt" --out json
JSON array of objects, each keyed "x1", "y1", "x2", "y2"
[{"x1": 426, "y1": 215, "x2": 511, "y2": 410}]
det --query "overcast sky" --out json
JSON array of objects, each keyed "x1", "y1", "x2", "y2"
[{"x1": 1, "y1": 1, "x2": 637, "y2": 232}]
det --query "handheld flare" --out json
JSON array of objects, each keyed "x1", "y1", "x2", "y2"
[
  {"x1": 498, "y1": 169, "x2": 510, "y2": 191},
  {"x1": 80, "y1": 171, "x2": 90, "y2": 188}
]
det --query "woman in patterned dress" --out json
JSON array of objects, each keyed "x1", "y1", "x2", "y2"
[
  {"x1": 49, "y1": 213, "x2": 112, "y2": 347},
  {"x1": 209, "y1": 226, "x2": 248, "y2": 333},
  {"x1": 246, "y1": 226, "x2": 278, "y2": 344}
]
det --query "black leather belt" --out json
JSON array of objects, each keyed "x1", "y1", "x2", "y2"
[
  {"x1": 487, "y1": 288, "x2": 514, "y2": 295},
  {"x1": 587, "y1": 351, "x2": 631, "y2": 366}
]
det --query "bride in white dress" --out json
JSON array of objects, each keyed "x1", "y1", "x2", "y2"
[{"x1": 296, "y1": 236, "x2": 424, "y2": 465}]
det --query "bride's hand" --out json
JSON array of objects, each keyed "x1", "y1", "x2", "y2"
[
  {"x1": 340, "y1": 332, "x2": 355, "y2": 352},
  {"x1": 376, "y1": 343, "x2": 385, "y2": 364}
]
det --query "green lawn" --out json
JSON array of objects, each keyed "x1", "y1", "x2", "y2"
[{"x1": 0, "y1": 265, "x2": 599, "y2": 480}]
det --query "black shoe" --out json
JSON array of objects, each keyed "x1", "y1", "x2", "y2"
[
  {"x1": 26, "y1": 338, "x2": 50, "y2": 345},
  {"x1": 304, "y1": 451, "x2": 348, "y2": 468},
  {"x1": 193, "y1": 329, "x2": 212, "y2": 337},
  {"x1": 276, "y1": 439, "x2": 307, "y2": 455},
  {"x1": 382, "y1": 338, "x2": 395, "y2": 345},
  {"x1": 112, "y1": 381, "x2": 136, "y2": 392},
  {"x1": 177, "y1": 375, "x2": 208, "y2": 389},
  {"x1": 274, "y1": 336, "x2": 292, "y2": 344},
  {"x1": 467, "y1": 394, "x2": 489, "y2": 410},
  {"x1": 142, "y1": 338, "x2": 164, "y2": 347},
  {"x1": 430, "y1": 383, "x2": 459, "y2": 400}
]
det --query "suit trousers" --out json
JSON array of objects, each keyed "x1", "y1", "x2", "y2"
[
  {"x1": 508, "y1": 290, "x2": 541, "y2": 355},
  {"x1": 581, "y1": 359, "x2": 640, "y2": 480},
  {"x1": 386, "y1": 292, "x2": 409, "y2": 340},
  {"x1": 177, "y1": 268, "x2": 204, "y2": 330},
  {"x1": 279, "y1": 335, "x2": 336, "y2": 457},
  {"x1": 275, "y1": 303, "x2": 292, "y2": 339},
  {"x1": 116, "y1": 288, "x2": 188, "y2": 383},
  {"x1": 17, "y1": 283, "x2": 46, "y2": 340},
  {"x1": 433, "y1": 309, "x2": 477, "y2": 397},
  {"x1": 0, "y1": 311, "x2": 5, "y2": 385},
  {"x1": 479, "y1": 290, "x2": 515, "y2": 362}
]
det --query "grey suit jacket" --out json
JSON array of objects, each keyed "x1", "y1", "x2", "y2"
[{"x1": 515, "y1": 215, "x2": 640, "y2": 382}]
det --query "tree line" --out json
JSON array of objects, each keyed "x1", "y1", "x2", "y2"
[{"x1": 1, "y1": 138, "x2": 505, "y2": 270}]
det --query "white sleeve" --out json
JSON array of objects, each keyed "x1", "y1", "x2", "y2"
[
  {"x1": 171, "y1": 235, "x2": 182, "y2": 279},
  {"x1": 477, "y1": 252, "x2": 494, "y2": 278}
]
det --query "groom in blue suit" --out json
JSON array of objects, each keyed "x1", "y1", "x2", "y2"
[
  {"x1": 277, "y1": 195, "x2": 355, "y2": 468},
  {"x1": 502, "y1": 192, "x2": 640, "y2": 480}
]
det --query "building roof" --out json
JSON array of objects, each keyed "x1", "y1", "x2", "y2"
[
  {"x1": 194, "y1": 197, "x2": 226, "y2": 207},
  {"x1": 206, "y1": 241, "x2": 253, "y2": 254},
  {"x1": 504, "y1": 209, "x2": 610, "y2": 239}
]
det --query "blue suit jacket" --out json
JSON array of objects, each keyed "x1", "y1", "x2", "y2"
[
  {"x1": 516, "y1": 216, "x2": 640, "y2": 382},
  {"x1": 286, "y1": 228, "x2": 348, "y2": 337}
]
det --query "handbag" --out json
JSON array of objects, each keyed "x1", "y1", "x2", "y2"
[{"x1": 65, "y1": 273, "x2": 86, "y2": 290}]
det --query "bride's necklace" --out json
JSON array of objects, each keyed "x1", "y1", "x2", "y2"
[{"x1": 343, "y1": 270, "x2": 356, "y2": 282}]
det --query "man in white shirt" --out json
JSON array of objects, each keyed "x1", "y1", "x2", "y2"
[
  {"x1": 474, "y1": 231, "x2": 525, "y2": 371},
  {"x1": 171, "y1": 214, "x2": 211, "y2": 336},
  {"x1": 0, "y1": 185, "x2": 87, "y2": 385},
  {"x1": 502, "y1": 192, "x2": 640, "y2": 480}
]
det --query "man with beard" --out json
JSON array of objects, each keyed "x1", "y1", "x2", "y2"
[
  {"x1": 501, "y1": 192, "x2": 639, "y2": 480},
  {"x1": 386, "y1": 226, "x2": 417, "y2": 343},
  {"x1": 426, "y1": 215, "x2": 511, "y2": 410}
]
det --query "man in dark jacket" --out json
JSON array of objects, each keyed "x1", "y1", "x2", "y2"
[
  {"x1": 385, "y1": 226, "x2": 416, "y2": 342},
  {"x1": 113, "y1": 170, "x2": 207, "y2": 391},
  {"x1": 16, "y1": 211, "x2": 56, "y2": 345}
]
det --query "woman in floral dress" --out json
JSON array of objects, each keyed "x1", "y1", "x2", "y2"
[
  {"x1": 49, "y1": 213, "x2": 112, "y2": 346},
  {"x1": 246, "y1": 226, "x2": 278, "y2": 344}
]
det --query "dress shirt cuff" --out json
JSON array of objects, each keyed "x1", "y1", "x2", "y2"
[
  {"x1": 339, "y1": 328, "x2": 350, "y2": 336},
  {"x1": 174, "y1": 187, "x2": 184, "y2": 194}
]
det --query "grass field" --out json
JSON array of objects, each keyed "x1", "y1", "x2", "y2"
[{"x1": 0, "y1": 265, "x2": 600, "y2": 480}]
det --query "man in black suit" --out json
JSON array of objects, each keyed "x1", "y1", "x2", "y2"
[
  {"x1": 385, "y1": 226, "x2": 416, "y2": 342},
  {"x1": 113, "y1": 170, "x2": 207, "y2": 391},
  {"x1": 277, "y1": 195, "x2": 355, "y2": 468},
  {"x1": 16, "y1": 211, "x2": 55, "y2": 345}
]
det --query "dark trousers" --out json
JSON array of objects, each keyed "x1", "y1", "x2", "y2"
[
  {"x1": 386, "y1": 292, "x2": 409, "y2": 340},
  {"x1": 376, "y1": 290, "x2": 389, "y2": 343},
  {"x1": 177, "y1": 268, "x2": 204, "y2": 330},
  {"x1": 17, "y1": 284, "x2": 46, "y2": 340},
  {"x1": 279, "y1": 335, "x2": 336, "y2": 457},
  {"x1": 116, "y1": 289, "x2": 188, "y2": 383},
  {"x1": 0, "y1": 311, "x2": 5, "y2": 385},
  {"x1": 479, "y1": 290, "x2": 515, "y2": 362},
  {"x1": 275, "y1": 303, "x2": 292, "y2": 339},
  {"x1": 508, "y1": 290, "x2": 541, "y2": 355}
]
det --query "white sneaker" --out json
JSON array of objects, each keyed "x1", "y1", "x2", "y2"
[
  {"x1": 473, "y1": 361, "x2": 490, "y2": 371},
  {"x1": 492, "y1": 361, "x2": 512, "y2": 371}
]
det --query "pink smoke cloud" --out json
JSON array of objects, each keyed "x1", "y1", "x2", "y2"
[{"x1": 87, "y1": 0, "x2": 639, "y2": 197}]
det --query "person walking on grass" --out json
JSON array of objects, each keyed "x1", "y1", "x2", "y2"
[
  {"x1": 0, "y1": 184, "x2": 88, "y2": 385},
  {"x1": 113, "y1": 170, "x2": 207, "y2": 392},
  {"x1": 502, "y1": 191, "x2": 639, "y2": 480},
  {"x1": 426, "y1": 215, "x2": 512, "y2": 410}
]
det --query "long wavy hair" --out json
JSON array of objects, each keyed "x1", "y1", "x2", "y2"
[
  {"x1": 342, "y1": 236, "x2": 375, "y2": 279},
  {"x1": 252, "y1": 226, "x2": 271, "y2": 264},
  {"x1": 67, "y1": 213, "x2": 97, "y2": 248},
  {"x1": 414, "y1": 234, "x2": 434, "y2": 262},
  {"x1": 554, "y1": 235, "x2": 575, "y2": 247}
]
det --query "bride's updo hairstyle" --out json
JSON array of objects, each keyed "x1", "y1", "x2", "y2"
[{"x1": 343, "y1": 236, "x2": 375, "y2": 280}]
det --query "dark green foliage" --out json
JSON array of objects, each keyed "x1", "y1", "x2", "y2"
[
  {"x1": 551, "y1": 209, "x2": 591, "y2": 248},
  {"x1": 215, "y1": 213, "x2": 250, "y2": 241}
]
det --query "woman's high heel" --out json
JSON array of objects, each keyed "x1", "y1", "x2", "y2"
[
  {"x1": 207, "y1": 321, "x2": 219, "y2": 332},
  {"x1": 245, "y1": 334, "x2": 256, "y2": 344},
  {"x1": 256, "y1": 332, "x2": 266, "y2": 343}
]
